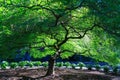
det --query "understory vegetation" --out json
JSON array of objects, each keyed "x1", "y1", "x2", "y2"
[{"x1": 0, "y1": 61, "x2": 119, "y2": 75}]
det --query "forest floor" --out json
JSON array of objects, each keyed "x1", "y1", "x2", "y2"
[{"x1": 0, "y1": 68, "x2": 120, "y2": 80}]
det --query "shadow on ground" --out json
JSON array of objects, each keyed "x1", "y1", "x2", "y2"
[{"x1": 0, "y1": 68, "x2": 119, "y2": 80}]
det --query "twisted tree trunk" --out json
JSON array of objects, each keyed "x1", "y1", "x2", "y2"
[{"x1": 45, "y1": 56, "x2": 55, "y2": 76}]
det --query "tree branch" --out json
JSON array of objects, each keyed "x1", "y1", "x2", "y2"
[
  {"x1": 61, "y1": 22, "x2": 69, "y2": 39},
  {"x1": 57, "y1": 22, "x2": 69, "y2": 48},
  {"x1": 68, "y1": 24, "x2": 97, "y2": 39},
  {"x1": 68, "y1": 25, "x2": 82, "y2": 36}
]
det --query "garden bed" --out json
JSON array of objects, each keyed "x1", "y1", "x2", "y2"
[{"x1": 0, "y1": 68, "x2": 119, "y2": 80}]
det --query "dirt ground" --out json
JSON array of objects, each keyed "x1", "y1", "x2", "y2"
[{"x1": 0, "y1": 68, "x2": 120, "y2": 80}]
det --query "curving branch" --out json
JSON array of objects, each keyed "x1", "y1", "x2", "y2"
[
  {"x1": 57, "y1": 21, "x2": 97, "y2": 49},
  {"x1": 68, "y1": 25, "x2": 82, "y2": 36},
  {"x1": 61, "y1": 22, "x2": 69, "y2": 39},
  {"x1": 57, "y1": 22, "x2": 69, "y2": 48},
  {"x1": 68, "y1": 24, "x2": 97, "y2": 39}
]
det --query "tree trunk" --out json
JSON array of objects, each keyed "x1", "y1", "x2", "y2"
[{"x1": 45, "y1": 56, "x2": 55, "y2": 76}]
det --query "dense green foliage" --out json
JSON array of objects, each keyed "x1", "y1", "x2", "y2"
[
  {"x1": 10, "y1": 62, "x2": 18, "y2": 68},
  {"x1": 0, "y1": 0, "x2": 120, "y2": 65}
]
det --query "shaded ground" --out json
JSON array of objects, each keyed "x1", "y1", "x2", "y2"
[{"x1": 0, "y1": 68, "x2": 119, "y2": 80}]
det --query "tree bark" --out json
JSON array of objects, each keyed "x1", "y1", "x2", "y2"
[{"x1": 45, "y1": 56, "x2": 55, "y2": 76}]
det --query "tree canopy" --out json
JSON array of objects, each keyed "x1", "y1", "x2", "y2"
[{"x1": 0, "y1": 0, "x2": 120, "y2": 65}]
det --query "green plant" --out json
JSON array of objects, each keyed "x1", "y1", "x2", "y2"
[
  {"x1": 33, "y1": 61, "x2": 42, "y2": 66},
  {"x1": 113, "y1": 66, "x2": 118, "y2": 74},
  {"x1": 72, "y1": 64, "x2": 76, "y2": 69},
  {"x1": 27, "y1": 62, "x2": 33, "y2": 67},
  {"x1": 42, "y1": 62, "x2": 48, "y2": 67},
  {"x1": 64, "y1": 62, "x2": 71, "y2": 67},
  {"x1": 60, "y1": 62, "x2": 64, "y2": 67},
  {"x1": 0, "y1": 61, "x2": 9, "y2": 69},
  {"x1": 103, "y1": 65, "x2": 109, "y2": 73},
  {"x1": 56, "y1": 62, "x2": 64, "y2": 67},
  {"x1": 1, "y1": 64, "x2": 7, "y2": 69},
  {"x1": 10, "y1": 62, "x2": 18, "y2": 69},
  {"x1": 56, "y1": 62, "x2": 61, "y2": 67},
  {"x1": 87, "y1": 65, "x2": 92, "y2": 70},
  {"x1": 18, "y1": 61, "x2": 28, "y2": 67},
  {"x1": 78, "y1": 62, "x2": 85, "y2": 69},
  {"x1": 95, "y1": 64, "x2": 101, "y2": 71}
]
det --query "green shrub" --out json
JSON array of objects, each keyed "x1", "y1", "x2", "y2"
[
  {"x1": 113, "y1": 66, "x2": 118, "y2": 74},
  {"x1": 72, "y1": 64, "x2": 76, "y2": 69},
  {"x1": 1, "y1": 64, "x2": 7, "y2": 69},
  {"x1": 0, "y1": 61, "x2": 9, "y2": 69},
  {"x1": 2, "y1": 61, "x2": 9, "y2": 65},
  {"x1": 103, "y1": 65, "x2": 109, "y2": 73},
  {"x1": 56, "y1": 62, "x2": 61, "y2": 67},
  {"x1": 27, "y1": 62, "x2": 33, "y2": 67},
  {"x1": 95, "y1": 64, "x2": 101, "y2": 71},
  {"x1": 87, "y1": 65, "x2": 92, "y2": 70},
  {"x1": 60, "y1": 62, "x2": 64, "y2": 67},
  {"x1": 10, "y1": 62, "x2": 18, "y2": 69},
  {"x1": 42, "y1": 62, "x2": 48, "y2": 67},
  {"x1": 56, "y1": 62, "x2": 64, "y2": 67},
  {"x1": 64, "y1": 62, "x2": 71, "y2": 67},
  {"x1": 33, "y1": 61, "x2": 41, "y2": 66},
  {"x1": 18, "y1": 61, "x2": 28, "y2": 67},
  {"x1": 78, "y1": 62, "x2": 85, "y2": 69}
]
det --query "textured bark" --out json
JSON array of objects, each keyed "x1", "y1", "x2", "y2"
[{"x1": 45, "y1": 57, "x2": 55, "y2": 76}]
